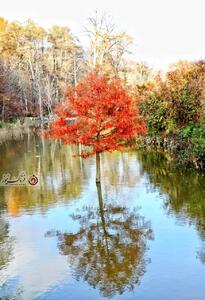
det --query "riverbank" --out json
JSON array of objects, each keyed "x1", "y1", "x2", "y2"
[
  {"x1": 0, "y1": 126, "x2": 34, "y2": 143},
  {"x1": 0, "y1": 118, "x2": 42, "y2": 143},
  {"x1": 1, "y1": 119, "x2": 205, "y2": 171},
  {"x1": 0, "y1": 117, "x2": 53, "y2": 143},
  {"x1": 0, "y1": 117, "x2": 51, "y2": 128},
  {"x1": 139, "y1": 130, "x2": 205, "y2": 171}
]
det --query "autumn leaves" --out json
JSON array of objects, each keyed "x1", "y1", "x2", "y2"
[{"x1": 45, "y1": 71, "x2": 146, "y2": 182}]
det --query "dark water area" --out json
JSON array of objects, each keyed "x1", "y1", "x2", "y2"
[{"x1": 0, "y1": 133, "x2": 205, "y2": 299}]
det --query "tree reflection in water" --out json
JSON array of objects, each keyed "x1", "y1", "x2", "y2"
[
  {"x1": 0, "y1": 214, "x2": 19, "y2": 300},
  {"x1": 137, "y1": 150, "x2": 205, "y2": 265},
  {"x1": 0, "y1": 217, "x2": 14, "y2": 272},
  {"x1": 0, "y1": 134, "x2": 90, "y2": 215},
  {"x1": 47, "y1": 182, "x2": 153, "y2": 298}
]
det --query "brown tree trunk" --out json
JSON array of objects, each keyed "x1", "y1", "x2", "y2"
[
  {"x1": 96, "y1": 152, "x2": 101, "y2": 183},
  {"x1": 2, "y1": 99, "x2": 5, "y2": 121}
]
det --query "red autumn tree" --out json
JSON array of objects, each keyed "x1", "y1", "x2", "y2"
[{"x1": 45, "y1": 71, "x2": 147, "y2": 182}]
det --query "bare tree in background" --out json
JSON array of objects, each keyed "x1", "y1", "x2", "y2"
[{"x1": 85, "y1": 12, "x2": 133, "y2": 77}]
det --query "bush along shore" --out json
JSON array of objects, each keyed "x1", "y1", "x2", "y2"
[
  {"x1": 136, "y1": 60, "x2": 205, "y2": 171},
  {"x1": 138, "y1": 125, "x2": 205, "y2": 171},
  {"x1": 0, "y1": 117, "x2": 50, "y2": 143}
]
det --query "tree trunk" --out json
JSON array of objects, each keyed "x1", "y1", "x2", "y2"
[
  {"x1": 96, "y1": 152, "x2": 101, "y2": 183},
  {"x1": 39, "y1": 91, "x2": 43, "y2": 121},
  {"x1": 2, "y1": 99, "x2": 5, "y2": 121},
  {"x1": 23, "y1": 91, "x2": 28, "y2": 116},
  {"x1": 73, "y1": 53, "x2": 77, "y2": 87}
]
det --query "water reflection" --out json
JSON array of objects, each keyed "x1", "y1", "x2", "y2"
[
  {"x1": 47, "y1": 182, "x2": 153, "y2": 298},
  {"x1": 138, "y1": 150, "x2": 205, "y2": 264},
  {"x1": 0, "y1": 134, "x2": 142, "y2": 216},
  {"x1": 0, "y1": 217, "x2": 14, "y2": 272},
  {"x1": 0, "y1": 134, "x2": 91, "y2": 215},
  {"x1": 1, "y1": 134, "x2": 153, "y2": 299},
  {"x1": 1, "y1": 134, "x2": 205, "y2": 299},
  {"x1": 0, "y1": 211, "x2": 17, "y2": 299},
  {"x1": 0, "y1": 278, "x2": 23, "y2": 300}
]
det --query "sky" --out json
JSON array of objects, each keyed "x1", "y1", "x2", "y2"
[{"x1": 1, "y1": 0, "x2": 205, "y2": 69}]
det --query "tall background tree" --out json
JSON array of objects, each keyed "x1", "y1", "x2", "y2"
[{"x1": 85, "y1": 12, "x2": 133, "y2": 78}]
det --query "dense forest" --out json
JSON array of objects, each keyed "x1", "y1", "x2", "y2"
[{"x1": 1, "y1": 15, "x2": 205, "y2": 168}]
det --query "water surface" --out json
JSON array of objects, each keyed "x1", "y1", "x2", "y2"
[{"x1": 0, "y1": 133, "x2": 205, "y2": 299}]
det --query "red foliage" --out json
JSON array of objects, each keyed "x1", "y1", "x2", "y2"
[{"x1": 45, "y1": 71, "x2": 147, "y2": 157}]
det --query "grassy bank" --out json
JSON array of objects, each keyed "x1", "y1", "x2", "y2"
[
  {"x1": 0, "y1": 119, "x2": 22, "y2": 128},
  {"x1": 0, "y1": 119, "x2": 38, "y2": 143}
]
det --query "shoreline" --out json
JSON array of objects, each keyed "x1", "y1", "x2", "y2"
[
  {"x1": 138, "y1": 135, "x2": 205, "y2": 171},
  {"x1": 1, "y1": 122, "x2": 205, "y2": 171}
]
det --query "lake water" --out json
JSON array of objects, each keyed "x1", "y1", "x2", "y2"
[{"x1": 0, "y1": 133, "x2": 205, "y2": 300}]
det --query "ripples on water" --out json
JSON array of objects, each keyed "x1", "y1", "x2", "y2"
[{"x1": 0, "y1": 133, "x2": 205, "y2": 299}]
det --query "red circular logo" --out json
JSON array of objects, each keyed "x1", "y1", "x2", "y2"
[{"x1": 28, "y1": 175, "x2": 38, "y2": 185}]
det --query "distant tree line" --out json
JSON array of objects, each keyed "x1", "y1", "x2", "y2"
[
  {"x1": 0, "y1": 14, "x2": 152, "y2": 121},
  {"x1": 0, "y1": 17, "x2": 84, "y2": 120}
]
